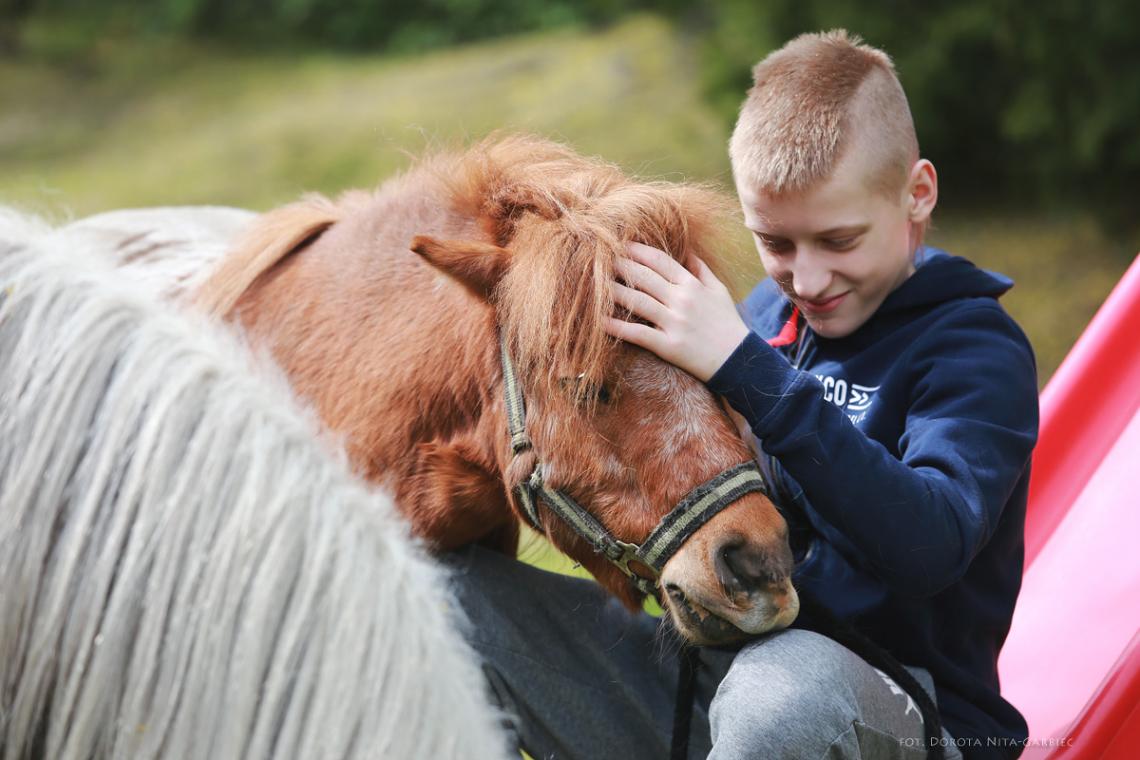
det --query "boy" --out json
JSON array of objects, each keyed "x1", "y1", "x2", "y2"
[{"x1": 604, "y1": 30, "x2": 1037, "y2": 758}]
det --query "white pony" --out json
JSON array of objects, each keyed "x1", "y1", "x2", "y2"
[{"x1": 0, "y1": 209, "x2": 510, "y2": 760}]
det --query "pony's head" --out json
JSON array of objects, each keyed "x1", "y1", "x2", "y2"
[
  {"x1": 194, "y1": 135, "x2": 798, "y2": 645},
  {"x1": 412, "y1": 136, "x2": 798, "y2": 644}
]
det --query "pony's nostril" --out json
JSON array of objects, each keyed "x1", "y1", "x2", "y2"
[
  {"x1": 665, "y1": 583, "x2": 686, "y2": 602},
  {"x1": 715, "y1": 541, "x2": 775, "y2": 594}
]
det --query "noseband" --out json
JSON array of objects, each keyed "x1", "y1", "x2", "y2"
[{"x1": 500, "y1": 336, "x2": 769, "y2": 596}]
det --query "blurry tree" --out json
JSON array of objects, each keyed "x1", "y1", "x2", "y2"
[
  {"x1": 1, "y1": 0, "x2": 669, "y2": 50},
  {"x1": 0, "y1": 0, "x2": 35, "y2": 53}
]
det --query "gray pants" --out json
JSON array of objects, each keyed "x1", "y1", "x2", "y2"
[{"x1": 446, "y1": 546, "x2": 963, "y2": 760}]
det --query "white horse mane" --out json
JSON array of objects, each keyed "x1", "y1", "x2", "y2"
[{"x1": 0, "y1": 208, "x2": 509, "y2": 759}]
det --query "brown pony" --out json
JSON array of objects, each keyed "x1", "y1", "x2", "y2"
[{"x1": 195, "y1": 134, "x2": 797, "y2": 644}]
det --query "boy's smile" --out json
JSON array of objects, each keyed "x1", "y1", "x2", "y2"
[{"x1": 737, "y1": 147, "x2": 936, "y2": 339}]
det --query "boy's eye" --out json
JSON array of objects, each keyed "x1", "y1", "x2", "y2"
[
  {"x1": 754, "y1": 233, "x2": 793, "y2": 254},
  {"x1": 823, "y1": 236, "x2": 859, "y2": 251}
]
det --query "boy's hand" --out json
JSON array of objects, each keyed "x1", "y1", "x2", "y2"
[{"x1": 605, "y1": 242, "x2": 750, "y2": 382}]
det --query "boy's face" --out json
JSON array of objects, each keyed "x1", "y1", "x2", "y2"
[{"x1": 737, "y1": 150, "x2": 932, "y2": 339}]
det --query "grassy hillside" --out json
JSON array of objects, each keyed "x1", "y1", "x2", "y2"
[{"x1": 1, "y1": 16, "x2": 727, "y2": 212}]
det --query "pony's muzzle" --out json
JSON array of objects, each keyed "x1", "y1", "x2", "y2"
[
  {"x1": 710, "y1": 531, "x2": 798, "y2": 634},
  {"x1": 659, "y1": 493, "x2": 799, "y2": 644}
]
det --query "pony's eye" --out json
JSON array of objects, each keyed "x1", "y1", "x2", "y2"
[
  {"x1": 575, "y1": 382, "x2": 614, "y2": 406},
  {"x1": 559, "y1": 376, "x2": 615, "y2": 406}
]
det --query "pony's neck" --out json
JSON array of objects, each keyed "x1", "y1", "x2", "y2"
[{"x1": 231, "y1": 189, "x2": 518, "y2": 548}]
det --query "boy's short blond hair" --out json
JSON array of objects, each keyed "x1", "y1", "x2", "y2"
[{"x1": 730, "y1": 30, "x2": 919, "y2": 200}]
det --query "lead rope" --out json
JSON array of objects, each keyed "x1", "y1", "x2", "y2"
[
  {"x1": 670, "y1": 645, "x2": 699, "y2": 760},
  {"x1": 795, "y1": 594, "x2": 945, "y2": 760}
]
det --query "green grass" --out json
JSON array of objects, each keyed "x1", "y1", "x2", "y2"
[{"x1": 3, "y1": 13, "x2": 1136, "y2": 579}]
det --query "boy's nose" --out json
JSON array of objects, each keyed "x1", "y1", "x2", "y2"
[
  {"x1": 792, "y1": 267, "x2": 833, "y2": 301},
  {"x1": 787, "y1": 247, "x2": 833, "y2": 300}
]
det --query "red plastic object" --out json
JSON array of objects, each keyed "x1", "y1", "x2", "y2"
[
  {"x1": 1023, "y1": 254, "x2": 1140, "y2": 565},
  {"x1": 1049, "y1": 631, "x2": 1140, "y2": 759},
  {"x1": 997, "y1": 253, "x2": 1140, "y2": 759}
]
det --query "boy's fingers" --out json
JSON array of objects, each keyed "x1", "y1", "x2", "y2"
[
  {"x1": 687, "y1": 253, "x2": 708, "y2": 278},
  {"x1": 688, "y1": 253, "x2": 723, "y2": 289},
  {"x1": 612, "y1": 282, "x2": 669, "y2": 327},
  {"x1": 615, "y1": 256, "x2": 674, "y2": 305},
  {"x1": 605, "y1": 317, "x2": 664, "y2": 354},
  {"x1": 626, "y1": 242, "x2": 691, "y2": 284}
]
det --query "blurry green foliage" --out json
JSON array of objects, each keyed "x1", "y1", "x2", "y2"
[{"x1": 3, "y1": 0, "x2": 679, "y2": 50}]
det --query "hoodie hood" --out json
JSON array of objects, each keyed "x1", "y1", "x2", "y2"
[{"x1": 878, "y1": 247, "x2": 1013, "y2": 315}]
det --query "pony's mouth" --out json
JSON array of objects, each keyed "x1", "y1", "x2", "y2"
[
  {"x1": 663, "y1": 581, "x2": 799, "y2": 646},
  {"x1": 663, "y1": 584, "x2": 751, "y2": 646}
]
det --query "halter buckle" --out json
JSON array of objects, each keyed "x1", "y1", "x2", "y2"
[{"x1": 607, "y1": 539, "x2": 659, "y2": 584}]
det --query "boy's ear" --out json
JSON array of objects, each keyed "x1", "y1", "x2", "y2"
[
  {"x1": 907, "y1": 159, "x2": 938, "y2": 223},
  {"x1": 410, "y1": 235, "x2": 510, "y2": 300}
]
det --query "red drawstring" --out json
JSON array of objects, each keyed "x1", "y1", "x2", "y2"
[{"x1": 767, "y1": 306, "x2": 800, "y2": 347}]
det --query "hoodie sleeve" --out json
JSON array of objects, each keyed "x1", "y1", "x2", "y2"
[{"x1": 707, "y1": 302, "x2": 1039, "y2": 597}]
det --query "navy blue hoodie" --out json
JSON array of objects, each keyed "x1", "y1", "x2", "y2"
[{"x1": 707, "y1": 247, "x2": 1037, "y2": 758}]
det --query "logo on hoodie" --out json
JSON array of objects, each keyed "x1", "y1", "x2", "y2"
[{"x1": 815, "y1": 374, "x2": 880, "y2": 424}]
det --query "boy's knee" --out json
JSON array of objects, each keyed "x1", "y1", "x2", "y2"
[{"x1": 708, "y1": 630, "x2": 864, "y2": 757}]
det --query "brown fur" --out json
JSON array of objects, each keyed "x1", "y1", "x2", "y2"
[
  {"x1": 194, "y1": 134, "x2": 793, "y2": 627},
  {"x1": 194, "y1": 192, "x2": 369, "y2": 315}
]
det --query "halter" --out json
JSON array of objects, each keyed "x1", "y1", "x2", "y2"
[{"x1": 500, "y1": 335, "x2": 769, "y2": 596}]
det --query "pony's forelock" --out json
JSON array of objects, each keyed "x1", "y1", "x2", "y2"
[{"x1": 430, "y1": 134, "x2": 741, "y2": 400}]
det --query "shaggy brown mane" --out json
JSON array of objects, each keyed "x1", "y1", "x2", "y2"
[{"x1": 429, "y1": 134, "x2": 742, "y2": 401}]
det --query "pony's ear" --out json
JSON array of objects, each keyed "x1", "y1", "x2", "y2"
[{"x1": 410, "y1": 235, "x2": 510, "y2": 300}]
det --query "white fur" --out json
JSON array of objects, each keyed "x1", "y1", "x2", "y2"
[
  {"x1": 57, "y1": 206, "x2": 256, "y2": 300},
  {"x1": 0, "y1": 209, "x2": 509, "y2": 760}
]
